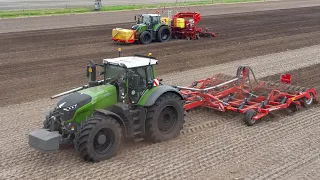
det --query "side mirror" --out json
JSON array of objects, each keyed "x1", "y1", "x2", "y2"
[
  {"x1": 87, "y1": 60, "x2": 98, "y2": 87},
  {"x1": 147, "y1": 80, "x2": 153, "y2": 89},
  {"x1": 132, "y1": 74, "x2": 140, "y2": 88}
]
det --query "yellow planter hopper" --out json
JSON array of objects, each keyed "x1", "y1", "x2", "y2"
[{"x1": 112, "y1": 28, "x2": 136, "y2": 43}]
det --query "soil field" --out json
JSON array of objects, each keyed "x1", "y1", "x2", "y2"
[
  {"x1": 1, "y1": 6, "x2": 320, "y2": 106},
  {"x1": 1, "y1": 4, "x2": 320, "y2": 180},
  {"x1": 1, "y1": 58, "x2": 319, "y2": 180},
  {"x1": 262, "y1": 64, "x2": 320, "y2": 93}
]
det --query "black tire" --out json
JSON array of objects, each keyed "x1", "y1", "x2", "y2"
[
  {"x1": 43, "y1": 108, "x2": 60, "y2": 131},
  {"x1": 300, "y1": 92, "x2": 315, "y2": 108},
  {"x1": 146, "y1": 92, "x2": 184, "y2": 142},
  {"x1": 139, "y1": 31, "x2": 152, "y2": 44},
  {"x1": 244, "y1": 109, "x2": 257, "y2": 126},
  {"x1": 157, "y1": 26, "x2": 171, "y2": 42},
  {"x1": 75, "y1": 115, "x2": 122, "y2": 162},
  {"x1": 196, "y1": 33, "x2": 200, "y2": 40},
  {"x1": 43, "y1": 110, "x2": 53, "y2": 129}
]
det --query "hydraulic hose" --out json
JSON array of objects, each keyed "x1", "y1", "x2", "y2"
[{"x1": 236, "y1": 66, "x2": 259, "y2": 87}]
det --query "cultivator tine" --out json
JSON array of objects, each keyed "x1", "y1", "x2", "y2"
[
  {"x1": 190, "y1": 81, "x2": 198, "y2": 88},
  {"x1": 247, "y1": 94, "x2": 254, "y2": 101},
  {"x1": 237, "y1": 98, "x2": 248, "y2": 112},
  {"x1": 224, "y1": 94, "x2": 233, "y2": 103},
  {"x1": 258, "y1": 98, "x2": 270, "y2": 109},
  {"x1": 281, "y1": 96, "x2": 288, "y2": 104}
]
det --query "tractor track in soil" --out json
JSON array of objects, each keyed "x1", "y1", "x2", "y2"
[{"x1": 1, "y1": 6, "x2": 320, "y2": 106}]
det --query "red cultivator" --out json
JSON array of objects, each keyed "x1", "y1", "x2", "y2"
[{"x1": 174, "y1": 66, "x2": 318, "y2": 126}]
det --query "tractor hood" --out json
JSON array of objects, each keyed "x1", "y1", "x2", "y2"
[
  {"x1": 56, "y1": 84, "x2": 117, "y2": 122},
  {"x1": 57, "y1": 92, "x2": 91, "y2": 111},
  {"x1": 131, "y1": 24, "x2": 147, "y2": 33}
]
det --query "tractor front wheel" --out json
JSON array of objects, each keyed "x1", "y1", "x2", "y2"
[
  {"x1": 139, "y1": 31, "x2": 152, "y2": 44},
  {"x1": 146, "y1": 92, "x2": 184, "y2": 142},
  {"x1": 157, "y1": 26, "x2": 171, "y2": 42},
  {"x1": 43, "y1": 108, "x2": 60, "y2": 131},
  {"x1": 75, "y1": 115, "x2": 122, "y2": 162}
]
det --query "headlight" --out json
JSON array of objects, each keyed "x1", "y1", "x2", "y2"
[{"x1": 63, "y1": 104, "x2": 77, "y2": 112}]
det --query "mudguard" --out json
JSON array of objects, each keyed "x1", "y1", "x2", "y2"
[
  {"x1": 142, "y1": 85, "x2": 183, "y2": 107},
  {"x1": 94, "y1": 109, "x2": 127, "y2": 136}
]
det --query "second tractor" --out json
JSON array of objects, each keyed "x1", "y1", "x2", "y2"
[{"x1": 111, "y1": 11, "x2": 216, "y2": 44}]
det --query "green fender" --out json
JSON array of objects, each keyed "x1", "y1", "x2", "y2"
[
  {"x1": 94, "y1": 109, "x2": 127, "y2": 136},
  {"x1": 133, "y1": 24, "x2": 148, "y2": 37},
  {"x1": 137, "y1": 85, "x2": 183, "y2": 107},
  {"x1": 153, "y1": 23, "x2": 163, "y2": 31}
]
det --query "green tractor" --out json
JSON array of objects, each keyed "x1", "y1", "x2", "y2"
[
  {"x1": 112, "y1": 14, "x2": 171, "y2": 44},
  {"x1": 28, "y1": 54, "x2": 185, "y2": 162}
]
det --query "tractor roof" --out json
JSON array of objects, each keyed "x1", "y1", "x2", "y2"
[
  {"x1": 103, "y1": 56, "x2": 158, "y2": 68},
  {"x1": 142, "y1": 14, "x2": 161, "y2": 16}
]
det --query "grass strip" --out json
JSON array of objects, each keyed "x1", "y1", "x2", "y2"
[{"x1": 0, "y1": 0, "x2": 262, "y2": 19}]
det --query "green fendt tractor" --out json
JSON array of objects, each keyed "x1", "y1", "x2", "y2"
[
  {"x1": 133, "y1": 14, "x2": 171, "y2": 44},
  {"x1": 112, "y1": 14, "x2": 171, "y2": 44},
  {"x1": 28, "y1": 54, "x2": 184, "y2": 162}
]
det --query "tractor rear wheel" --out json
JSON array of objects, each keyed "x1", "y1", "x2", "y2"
[
  {"x1": 157, "y1": 26, "x2": 171, "y2": 42},
  {"x1": 75, "y1": 115, "x2": 122, "y2": 162},
  {"x1": 145, "y1": 92, "x2": 184, "y2": 142},
  {"x1": 139, "y1": 31, "x2": 152, "y2": 44}
]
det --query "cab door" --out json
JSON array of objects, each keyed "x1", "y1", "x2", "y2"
[{"x1": 127, "y1": 66, "x2": 154, "y2": 104}]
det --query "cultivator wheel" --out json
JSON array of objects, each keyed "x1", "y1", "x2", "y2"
[
  {"x1": 300, "y1": 92, "x2": 316, "y2": 108},
  {"x1": 244, "y1": 110, "x2": 257, "y2": 126}
]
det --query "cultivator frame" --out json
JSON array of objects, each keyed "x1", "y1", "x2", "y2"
[{"x1": 175, "y1": 66, "x2": 318, "y2": 125}]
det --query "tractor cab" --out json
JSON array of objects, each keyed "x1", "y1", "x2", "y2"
[
  {"x1": 102, "y1": 55, "x2": 158, "y2": 104},
  {"x1": 133, "y1": 14, "x2": 161, "y2": 29}
]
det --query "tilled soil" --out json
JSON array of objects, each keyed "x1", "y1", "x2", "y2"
[
  {"x1": 0, "y1": 57, "x2": 319, "y2": 180},
  {"x1": 1, "y1": 6, "x2": 320, "y2": 106},
  {"x1": 1, "y1": 5, "x2": 320, "y2": 180},
  {"x1": 262, "y1": 64, "x2": 320, "y2": 92}
]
